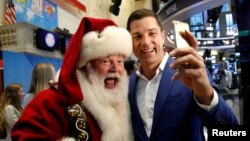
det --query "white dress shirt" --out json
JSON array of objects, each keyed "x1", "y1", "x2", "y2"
[{"x1": 136, "y1": 54, "x2": 219, "y2": 137}]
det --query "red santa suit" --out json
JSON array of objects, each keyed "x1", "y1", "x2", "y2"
[{"x1": 11, "y1": 17, "x2": 133, "y2": 141}]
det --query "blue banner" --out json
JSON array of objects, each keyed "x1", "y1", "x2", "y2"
[{"x1": 14, "y1": 0, "x2": 58, "y2": 30}]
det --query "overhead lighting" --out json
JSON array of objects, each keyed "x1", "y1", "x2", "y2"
[
  {"x1": 206, "y1": 26, "x2": 213, "y2": 31},
  {"x1": 222, "y1": 40, "x2": 230, "y2": 45}
]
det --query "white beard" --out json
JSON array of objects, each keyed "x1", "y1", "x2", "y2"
[{"x1": 76, "y1": 66, "x2": 134, "y2": 141}]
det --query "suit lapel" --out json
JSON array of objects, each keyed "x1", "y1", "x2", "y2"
[{"x1": 151, "y1": 57, "x2": 176, "y2": 136}]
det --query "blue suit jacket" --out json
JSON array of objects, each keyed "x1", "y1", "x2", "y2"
[{"x1": 128, "y1": 57, "x2": 238, "y2": 141}]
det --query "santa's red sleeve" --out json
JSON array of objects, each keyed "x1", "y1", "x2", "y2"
[{"x1": 11, "y1": 87, "x2": 71, "y2": 141}]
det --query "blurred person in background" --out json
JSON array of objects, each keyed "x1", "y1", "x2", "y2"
[
  {"x1": 217, "y1": 51, "x2": 229, "y2": 89},
  {"x1": 124, "y1": 59, "x2": 137, "y2": 76},
  {"x1": 23, "y1": 63, "x2": 56, "y2": 108},
  {"x1": 0, "y1": 83, "x2": 24, "y2": 141}
]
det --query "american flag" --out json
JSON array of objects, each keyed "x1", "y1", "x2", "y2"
[{"x1": 5, "y1": 0, "x2": 16, "y2": 24}]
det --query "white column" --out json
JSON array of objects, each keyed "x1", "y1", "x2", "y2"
[{"x1": 0, "y1": 0, "x2": 6, "y2": 25}]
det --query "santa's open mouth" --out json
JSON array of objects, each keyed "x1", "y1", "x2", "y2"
[{"x1": 104, "y1": 77, "x2": 119, "y2": 89}]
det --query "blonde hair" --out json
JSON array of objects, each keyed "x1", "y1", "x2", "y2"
[
  {"x1": 28, "y1": 63, "x2": 56, "y2": 95},
  {"x1": 0, "y1": 83, "x2": 23, "y2": 130}
]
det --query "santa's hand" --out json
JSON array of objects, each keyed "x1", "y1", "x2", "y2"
[{"x1": 169, "y1": 31, "x2": 214, "y2": 105}]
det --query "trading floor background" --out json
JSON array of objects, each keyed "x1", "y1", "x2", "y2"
[{"x1": 0, "y1": 0, "x2": 249, "y2": 126}]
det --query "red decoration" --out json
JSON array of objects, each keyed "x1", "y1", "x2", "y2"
[{"x1": 67, "y1": 0, "x2": 86, "y2": 12}]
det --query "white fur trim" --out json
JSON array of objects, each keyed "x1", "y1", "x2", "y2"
[
  {"x1": 76, "y1": 70, "x2": 134, "y2": 141},
  {"x1": 77, "y1": 26, "x2": 132, "y2": 68}
]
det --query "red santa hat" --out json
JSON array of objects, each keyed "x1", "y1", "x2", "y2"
[{"x1": 57, "y1": 17, "x2": 132, "y2": 105}]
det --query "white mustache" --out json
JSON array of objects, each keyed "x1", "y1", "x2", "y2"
[{"x1": 105, "y1": 73, "x2": 121, "y2": 80}]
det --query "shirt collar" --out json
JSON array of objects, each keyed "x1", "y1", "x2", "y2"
[{"x1": 136, "y1": 53, "x2": 169, "y2": 80}]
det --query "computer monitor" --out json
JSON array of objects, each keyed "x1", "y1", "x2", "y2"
[{"x1": 36, "y1": 28, "x2": 60, "y2": 51}]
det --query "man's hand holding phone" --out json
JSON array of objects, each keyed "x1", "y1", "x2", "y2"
[{"x1": 170, "y1": 21, "x2": 214, "y2": 106}]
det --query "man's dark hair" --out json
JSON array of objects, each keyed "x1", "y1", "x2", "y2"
[{"x1": 127, "y1": 8, "x2": 163, "y2": 31}]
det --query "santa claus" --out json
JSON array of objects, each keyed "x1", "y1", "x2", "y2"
[{"x1": 11, "y1": 17, "x2": 134, "y2": 141}]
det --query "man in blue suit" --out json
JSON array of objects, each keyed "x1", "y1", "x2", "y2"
[{"x1": 126, "y1": 8, "x2": 238, "y2": 141}]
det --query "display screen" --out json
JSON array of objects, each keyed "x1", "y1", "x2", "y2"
[{"x1": 36, "y1": 28, "x2": 60, "y2": 51}]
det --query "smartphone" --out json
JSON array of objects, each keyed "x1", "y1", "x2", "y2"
[{"x1": 172, "y1": 20, "x2": 190, "y2": 48}]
